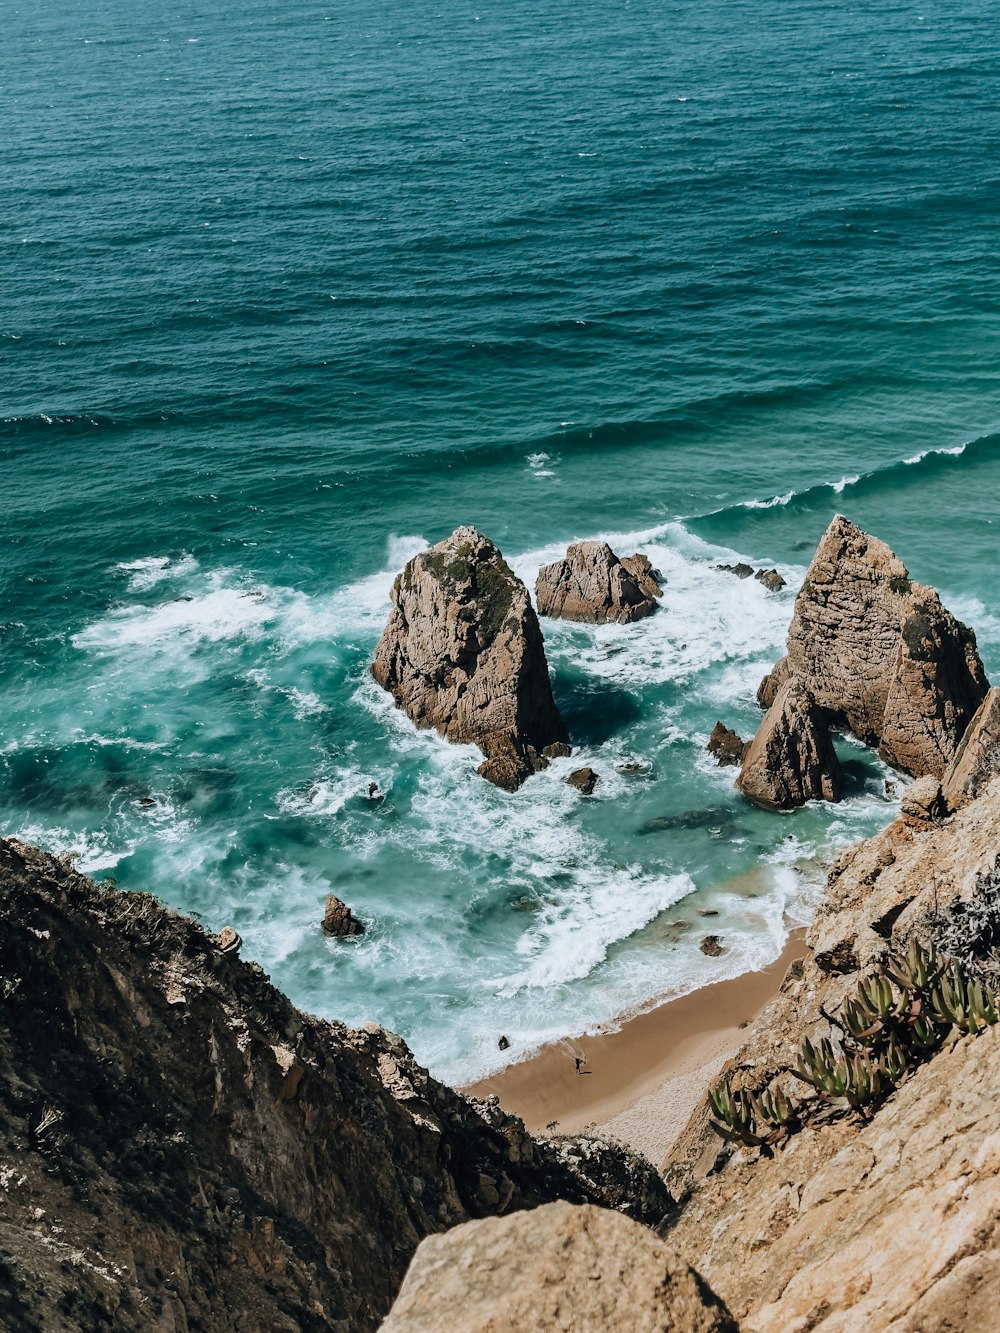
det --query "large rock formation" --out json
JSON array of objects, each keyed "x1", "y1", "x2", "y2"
[
  {"x1": 382, "y1": 1201, "x2": 736, "y2": 1332},
  {"x1": 372, "y1": 527, "x2": 569, "y2": 790},
  {"x1": 535, "y1": 540, "x2": 661, "y2": 624},
  {"x1": 736, "y1": 679, "x2": 843, "y2": 809},
  {"x1": 662, "y1": 777, "x2": 1000, "y2": 1329},
  {"x1": 737, "y1": 516, "x2": 988, "y2": 808},
  {"x1": 0, "y1": 839, "x2": 669, "y2": 1332}
]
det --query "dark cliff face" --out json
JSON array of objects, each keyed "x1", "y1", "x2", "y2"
[{"x1": 0, "y1": 839, "x2": 669, "y2": 1332}]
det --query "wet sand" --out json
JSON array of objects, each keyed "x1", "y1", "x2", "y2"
[{"x1": 465, "y1": 929, "x2": 805, "y2": 1167}]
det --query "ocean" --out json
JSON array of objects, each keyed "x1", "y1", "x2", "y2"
[{"x1": 4, "y1": 0, "x2": 999, "y2": 1083}]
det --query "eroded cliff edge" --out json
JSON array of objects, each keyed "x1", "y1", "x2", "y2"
[{"x1": 0, "y1": 839, "x2": 668, "y2": 1332}]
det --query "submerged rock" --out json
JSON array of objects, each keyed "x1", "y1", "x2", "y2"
[
  {"x1": 706, "y1": 721, "x2": 749, "y2": 768},
  {"x1": 322, "y1": 893, "x2": 365, "y2": 937},
  {"x1": 737, "y1": 679, "x2": 843, "y2": 810},
  {"x1": 716, "y1": 562, "x2": 754, "y2": 579},
  {"x1": 535, "y1": 540, "x2": 660, "y2": 624},
  {"x1": 755, "y1": 567, "x2": 787, "y2": 592},
  {"x1": 567, "y1": 766, "x2": 599, "y2": 794},
  {"x1": 700, "y1": 935, "x2": 726, "y2": 957},
  {"x1": 372, "y1": 526, "x2": 569, "y2": 791},
  {"x1": 382, "y1": 1201, "x2": 736, "y2": 1333}
]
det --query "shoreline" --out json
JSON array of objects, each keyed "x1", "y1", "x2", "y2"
[{"x1": 465, "y1": 928, "x2": 806, "y2": 1166}]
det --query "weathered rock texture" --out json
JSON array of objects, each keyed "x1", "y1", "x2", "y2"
[
  {"x1": 567, "y1": 766, "x2": 599, "y2": 795},
  {"x1": 738, "y1": 516, "x2": 988, "y2": 808},
  {"x1": 663, "y1": 777, "x2": 1000, "y2": 1330},
  {"x1": 372, "y1": 527, "x2": 569, "y2": 791},
  {"x1": 535, "y1": 541, "x2": 661, "y2": 624},
  {"x1": 706, "y1": 721, "x2": 748, "y2": 768},
  {"x1": 382, "y1": 1201, "x2": 736, "y2": 1333},
  {"x1": 941, "y1": 685, "x2": 1000, "y2": 813},
  {"x1": 0, "y1": 839, "x2": 670, "y2": 1332},
  {"x1": 321, "y1": 892, "x2": 364, "y2": 936},
  {"x1": 736, "y1": 679, "x2": 843, "y2": 810}
]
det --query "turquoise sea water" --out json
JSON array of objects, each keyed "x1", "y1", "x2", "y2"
[{"x1": 4, "y1": 0, "x2": 999, "y2": 1082}]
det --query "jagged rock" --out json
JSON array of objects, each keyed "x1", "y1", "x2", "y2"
[
  {"x1": 755, "y1": 567, "x2": 786, "y2": 592},
  {"x1": 700, "y1": 935, "x2": 725, "y2": 957},
  {"x1": 214, "y1": 925, "x2": 242, "y2": 955},
  {"x1": 0, "y1": 839, "x2": 670, "y2": 1333},
  {"x1": 756, "y1": 655, "x2": 790, "y2": 709},
  {"x1": 567, "y1": 766, "x2": 599, "y2": 795},
  {"x1": 372, "y1": 527, "x2": 569, "y2": 791},
  {"x1": 620, "y1": 552, "x2": 664, "y2": 599},
  {"x1": 736, "y1": 679, "x2": 843, "y2": 810},
  {"x1": 900, "y1": 775, "x2": 944, "y2": 827},
  {"x1": 322, "y1": 893, "x2": 365, "y2": 937},
  {"x1": 535, "y1": 540, "x2": 659, "y2": 624},
  {"x1": 716, "y1": 562, "x2": 754, "y2": 579},
  {"x1": 783, "y1": 515, "x2": 987, "y2": 777},
  {"x1": 382, "y1": 1201, "x2": 737, "y2": 1332},
  {"x1": 706, "y1": 721, "x2": 748, "y2": 768},
  {"x1": 941, "y1": 686, "x2": 1000, "y2": 812},
  {"x1": 542, "y1": 740, "x2": 572, "y2": 759}
]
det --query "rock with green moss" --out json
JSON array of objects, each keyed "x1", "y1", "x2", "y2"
[{"x1": 372, "y1": 526, "x2": 569, "y2": 790}]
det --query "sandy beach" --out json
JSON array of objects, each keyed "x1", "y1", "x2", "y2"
[{"x1": 466, "y1": 929, "x2": 805, "y2": 1167}]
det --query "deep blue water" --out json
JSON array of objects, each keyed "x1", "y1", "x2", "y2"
[{"x1": 4, "y1": 0, "x2": 999, "y2": 1082}]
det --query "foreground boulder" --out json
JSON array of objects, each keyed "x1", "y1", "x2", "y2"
[
  {"x1": 737, "y1": 678, "x2": 843, "y2": 809},
  {"x1": 382, "y1": 1201, "x2": 737, "y2": 1332},
  {"x1": 0, "y1": 839, "x2": 670, "y2": 1332},
  {"x1": 321, "y1": 892, "x2": 364, "y2": 936},
  {"x1": 372, "y1": 527, "x2": 569, "y2": 790},
  {"x1": 535, "y1": 540, "x2": 661, "y2": 624},
  {"x1": 737, "y1": 516, "x2": 988, "y2": 809}
]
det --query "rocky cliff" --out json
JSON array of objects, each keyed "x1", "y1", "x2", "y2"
[
  {"x1": 661, "y1": 772, "x2": 1000, "y2": 1329},
  {"x1": 372, "y1": 526, "x2": 569, "y2": 791},
  {"x1": 0, "y1": 839, "x2": 669, "y2": 1332}
]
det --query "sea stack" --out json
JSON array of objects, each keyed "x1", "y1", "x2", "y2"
[
  {"x1": 535, "y1": 541, "x2": 662, "y2": 624},
  {"x1": 735, "y1": 515, "x2": 989, "y2": 810},
  {"x1": 372, "y1": 526, "x2": 569, "y2": 791}
]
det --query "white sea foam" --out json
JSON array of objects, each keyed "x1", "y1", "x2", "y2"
[
  {"x1": 115, "y1": 553, "x2": 200, "y2": 592},
  {"x1": 73, "y1": 578, "x2": 276, "y2": 655}
]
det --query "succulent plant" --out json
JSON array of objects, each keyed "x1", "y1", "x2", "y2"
[
  {"x1": 877, "y1": 1036, "x2": 909, "y2": 1085},
  {"x1": 708, "y1": 1076, "x2": 767, "y2": 1147},
  {"x1": 930, "y1": 960, "x2": 1000, "y2": 1035},
  {"x1": 884, "y1": 937, "x2": 945, "y2": 994}
]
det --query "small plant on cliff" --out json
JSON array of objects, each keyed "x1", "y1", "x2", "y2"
[{"x1": 708, "y1": 935, "x2": 1000, "y2": 1153}]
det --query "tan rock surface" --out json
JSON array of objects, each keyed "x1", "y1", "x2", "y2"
[
  {"x1": 382, "y1": 1201, "x2": 737, "y2": 1332},
  {"x1": 941, "y1": 685, "x2": 1000, "y2": 812},
  {"x1": 535, "y1": 540, "x2": 660, "y2": 624},
  {"x1": 783, "y1": 515, "x2": 987, "y2": 776},
  {"x1": 663, "y1": 779, "x2": 1000, "y2": 1330},
  {"x1": 736, "y1": 678, "x2": 843, "y2": 810},
  {"x1": 372, "y1": 527, "x2": 568, "y2": 790},
  {"x1": 620, "y1": 552, "x2": 664, "y2": 600}
]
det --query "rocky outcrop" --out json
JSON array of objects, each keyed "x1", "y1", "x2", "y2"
[
  {"x1": 372, "y1": 527, "x2": 569, "y2": 791},
  {"x1": 382, "y1": 1201, "x2": 737, "y2": 1332},
  {"x1": 0, "y1": 839, "x2": 670, "y2": 1332},
  {"x1": 716, "y1": 562, "x2": 754, "y2": 579},
  {"x1": 941, "y1": 685, "x2": 1000, "y2": 812},
  {"x1": 662, "y1": 778, "x2": 1000, "y2": 1329},
  {"x1": 736, "y1": 679, "x2": 843, "y2": 810},
  {"x1": 535, "y1": 541, "x2": 660, "y2": 624},
  {"x1": 737, "y1": 516, "x2": 988, "y2": 809},
  {"x1": 755, "y1": 567, "x2": 787, "y2": 592},
  {"x1": 567, "y1": 766, "x2": 599, "y2": 795},
  {"x1": 706, "y1": 721, "x2": 748, "y2": 768},
  {"x1": 783, "y1": 515, "x2": 987, "y2": 775},
  {"x1": 321, "y1": 892, "x2": 364, "y2": 936}
]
